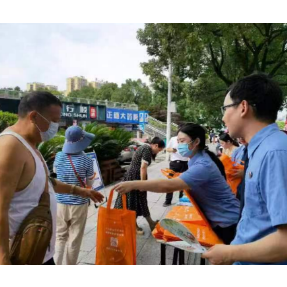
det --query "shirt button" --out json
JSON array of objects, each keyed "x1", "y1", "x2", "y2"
[{"x1": 249, "y1": 171, "x2": 253, "y2": 178}]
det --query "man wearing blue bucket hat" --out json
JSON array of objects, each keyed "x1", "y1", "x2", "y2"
[{"x1": 53, "y1": 126, "x2": 100, "y2": 265}]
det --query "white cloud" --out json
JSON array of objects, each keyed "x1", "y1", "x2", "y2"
[{"x1": 0, "y1": 24, "x2": 150, "y2": 91}]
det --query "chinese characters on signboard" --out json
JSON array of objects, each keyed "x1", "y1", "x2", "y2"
[
  {"x1": 139, "y1": 111, "x2": 149, "y2": 124},
  {"x1": 106, "y1": 108, "x2": 140, "y2": 124},
  {"x1": 61, "y1": 103, "x2": 89, "y2": 119},
  {"x1": 61, "y1": 103, "x2": 149, "y2": 125}
]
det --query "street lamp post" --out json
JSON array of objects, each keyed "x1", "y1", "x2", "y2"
[{"x1": 166, "y1": 61, "x2": 172, "y2": 160}]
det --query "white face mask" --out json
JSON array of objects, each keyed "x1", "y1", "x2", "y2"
[{"x1": 35, "y1": 112, "x2": 59, "y2": 142}]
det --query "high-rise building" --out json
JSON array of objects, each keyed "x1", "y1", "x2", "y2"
[
  {"x1": 26, "y1": 82, "x2": 45, "y2": 92},
  {"x1": 66, "y1": 78, "x2": 74, "y2": 95},
  {"x1": 89, "y1": 78, "x2": 106, "y2": 89},
  {"x1": 89, "y1": 81, "x2": 98, "y2": 89},
  {"x1": 26, "y1": 82, "x2": 58, "y2": 92},
  {"x1": 66, "y1": 76, "x2": 88, "y2": 96},
  {"x1": 26, "y1": 83, "x2": 33, "y2": 92}
]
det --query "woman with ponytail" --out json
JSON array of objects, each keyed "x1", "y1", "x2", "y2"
[
  {"x1": 219, "y1": 133, "x2": 239, "y2": 157},
  {"x1": 115, "y1": 123, "x2": 240, "y2": 244}
]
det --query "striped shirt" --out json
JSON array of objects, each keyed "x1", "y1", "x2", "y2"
[{"x1": 54, "y1": 151, "x2": 94, "y2": 205}]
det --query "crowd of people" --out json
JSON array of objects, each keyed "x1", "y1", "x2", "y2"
[
  {"x1": 116, "y1": 73, "x2": 287, "y2": 265},
  {"x1": 1, "y1": 73, "x2": 287, "y2": 265}
]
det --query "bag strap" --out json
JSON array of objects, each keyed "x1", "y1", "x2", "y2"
[
  {"x1": 38, "y1": 152, "x2": 50, "y2": 207},
  {"x1": 107, "y1": 188, "x2": 127, "y2": 210},
  {"x1": 68, "y1": 155, "x2": 86, "y2": 188}
]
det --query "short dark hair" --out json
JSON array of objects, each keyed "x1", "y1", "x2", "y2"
[
  {"x1": 229, "y1": 74, "x2": 283, "y2": 123},
  {"x1": 18, "y1": 91, "x2": 62, "y2": 118},
  {"x1": 150, "y1": 137, "x2": 165, "y2": 148}
]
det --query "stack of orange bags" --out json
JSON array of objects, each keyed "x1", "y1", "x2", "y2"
[
  {"x1": 165, "y1": 206, "x2": 205, "y2": 225},
  {"x1": 162, "y1": 223, "x2": 223, "y2": 247},
  {"x1": 152, "y1": 208, "x2": 223, "y2": 247},
  {"x1": 152, "y1": 205, "x2": 204, "y2": 240},
  {"x1": 155, "y1": 169, "x2": 223, "y2": 247}
]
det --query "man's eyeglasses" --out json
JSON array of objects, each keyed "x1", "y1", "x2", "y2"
[
  {"x1": 221, "y1": 102, "x2": 257, "y2": 115},
  {"x1": 221, "y1": 103, "x2": 240, "y2": 115}
]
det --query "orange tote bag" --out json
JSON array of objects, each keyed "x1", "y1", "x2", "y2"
[{"x1": 96, "y1": 189, "x2": 136, "y2": 265}]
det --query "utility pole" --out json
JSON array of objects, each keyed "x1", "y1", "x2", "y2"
[{"x1": 166, "y1": 61, "x2": 172, "y2": 160}]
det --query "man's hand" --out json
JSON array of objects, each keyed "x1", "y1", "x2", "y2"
[
  {"x1": 202, "y1": 244, "x2": 234, "y2": 265},
  {"x1": 115, "y1": 182, "x2": 135, "y2": 195},
  {"x1": 54, "y1": 180, "x2": 104, "y2": 204},
  {"x1": 76, "y1": 187, "x2": 104, "y2": 203}
]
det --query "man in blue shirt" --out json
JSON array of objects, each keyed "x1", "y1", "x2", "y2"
[{"x1": 203, "y1": 74, "x2": 287, "y2": 265}]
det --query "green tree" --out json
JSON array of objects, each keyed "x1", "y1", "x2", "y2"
[
  {"x1": 67, "y1": 89, "x2": 81, "y2": 98},
  {"x1": 67, "y1": 83, "x2": 118, "y2": 101},
  {"x1": 177, "y1": 81, "x2": 224, "y2": 129},
  {"x1": 150, "y1": 80, "x2": 168, "y2": 110},
  {"x1": 68, "y1": 86, "x2": 97, "y2": 99},
  {"x1": 14, "y1": 86, "x2": 21, "y2": 91},
  {"x1": 138, "y1": 24, "x2": 287, "y2": 84},
  {"x1": 96, "y1": 83, "x2": 118, "y2": 101},
  {"x1": 37, "y1": 87, "x2": 64, "y2": 96},
  {"x1": 0, "y1": 111, "x2": 18, "y2": 132},
  {"x1": 111, "y1": 79, "x2": 152, "y2": 109},
  {"x1": 49, "y1": 90, "x2": 64, "y2": 96},
  {"x1": 137, "y1": 23, "x2": 287, "y2": 126}
]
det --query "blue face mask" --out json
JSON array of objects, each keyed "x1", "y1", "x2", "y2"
[{"x1": 178, "y1": 141, "x2": 194, "y2": 157}]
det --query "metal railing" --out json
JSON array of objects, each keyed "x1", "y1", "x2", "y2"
[
  {"x1": 148, "y1": 115, "x2": 178, "y2": 128},
  {"x1": 147, "y1": 115, "x2": 178, "y2": 137},
  {"x1": 144, "y1": 124, "x2": 166, "y2": 139}
]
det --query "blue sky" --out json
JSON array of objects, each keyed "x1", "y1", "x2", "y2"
[{"x1": 0, "y1": 24, "x2": 150, "y2": 91}]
